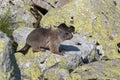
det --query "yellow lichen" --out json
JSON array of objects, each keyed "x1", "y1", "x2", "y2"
[
  {"x1": 46, "y1": 54, "x2": 58, "y2": 67},
  {"x1": 71, "y1": 73, "x2": 82, "y2": 80},
  {"x1": 41, "y1": 0, "x2": 120, "y2": 59},
  {"x1": 59, "y1": 57, "x2": 67, "y2": 68},
  {"x1": 23, "y1": 66, "x2": 41, "y2": 80},
  {"x1": 0, "y1": 40, "x2": 5, "y2": 54},
  {"x1": 44, "y1": 68, "x2": 71, "y2": 80}
]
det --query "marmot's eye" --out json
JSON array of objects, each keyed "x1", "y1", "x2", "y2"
[{"x1": 65, "y1": 32, "x2": 69, "y2": 35}]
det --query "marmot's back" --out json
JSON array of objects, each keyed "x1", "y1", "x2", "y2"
[{"x1": 26, "y1": 28, "x2": 51, "y2": 47}]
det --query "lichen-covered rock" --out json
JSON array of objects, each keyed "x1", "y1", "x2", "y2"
[
  {"x1": 13, "y1": 27, "x2": 100, "y2": 79},
  {"x1": 0, "y1": 0, "x2": 35, "y2": 28},
  {"x1": 41, "y1": 0, "x2": 120, "y2": 59},
  {"x1": 41, "y1": 68, "x2": 71, "y2": 80},
  {"x1": 30, "y1": 0, "x2": 72, "y2": 10},
  {"x1": 0, "y1": 31, "x2": 10, "y2": 80},
  {"x1": 71, "y1": 59, "x2": 120, "y2": 80},
  {"x1": 1, "y1": 0, "x2": 120, "y2": 79},
  {"x1": 0, "y1": 31, "x2": 22, "y2": 80},
  {"x1": 0, "y1": 31, "x2": 20, "y2": 80},
  {"x1": 13, "y1": 27, "x2": 34, "y2": 44},
  {"x1": 0, "y1": 0, "x2": 73, "y2": 29}
]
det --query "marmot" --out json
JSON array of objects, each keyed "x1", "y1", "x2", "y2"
[{"x1": 16, "y1": 24, "x2": 74, "y2": 55}]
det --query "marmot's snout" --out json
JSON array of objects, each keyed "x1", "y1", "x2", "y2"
[
  {"x1": 68, "y1": 33, "x2": 73, "y2": 40},
  {"x1": 64, "y1": 32, "x2": 73, "y2": 40}
]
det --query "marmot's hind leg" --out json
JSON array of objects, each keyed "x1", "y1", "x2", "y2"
[
  {"x1": 32, "y1": 47, "x2": 46, "y2": 52},
  {"x1": 16, "y1": 43, "x2": 31, "y2": 55}
]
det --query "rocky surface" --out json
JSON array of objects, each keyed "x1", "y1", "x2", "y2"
[
  {"x1": 0, "y1": 0, "x2": 35, "y2": 28},
  {"x1": 71, "y1": 59, "x2": 120, "y2": 80},
  {"x1": 41, "y1": 0, "x2": 120, "y2": 59},
  {"x1": 0, "y1": 31, "x2": 10, "y2": 80},
  {"x1": 42, "y1": 59, "x2": 120, "y2": 80},
  {"x1": 12, "y1": 27, "x2": 101, "y2": 80},
  {"x1": 0, "y1": 0, "x2": 120, "y2": 80},
  {"x1": 0, "y1": 31, "x2": 21, "y2": 80}
]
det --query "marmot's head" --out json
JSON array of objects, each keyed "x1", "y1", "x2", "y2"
[
  {"x1": 57, "y1": 23, "x2": 74, "y2": 40},
  {"x1": 57, "y1": 28, "x2": 73, "y2": 41}
]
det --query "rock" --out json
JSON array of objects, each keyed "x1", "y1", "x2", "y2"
[
  {"x1": 41, "y1": 0, "x2": 120, "y2": 59},
  {"x1": 71, "y1": 59, "x2": 120, "y2": 80},
  {"x1": 0, "y1": 0, "x2": 35, "y2": 28},
  {"x1": 0, "y1": 31, "x2": 10, "y2": 80},
  {"x1": 40, "y1": 68, "x2": 71, "y2": 80},
  {"x1": 1, "y1": 0, "x2": 120, "y2": 59},
  {"x1": 1, "y1": 0, "x2": 120, "y2": 79},
  {"x1": 13, "y1": 27, "x2": 101, "y2": 79},
  {"x1": 0, "y1": 0, "x2": 72, "y2": 29},
  {"x1": 31, "y1": 0, "x2": 71, "y2": 10},
  {"x1": 13, "y1": 27, "x2": 34, "y2": 44},
  {"x1": 0, "y1": 31, "x2": 21, "y2": 80}
]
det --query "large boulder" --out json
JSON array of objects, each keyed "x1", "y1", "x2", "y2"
[
  {"x1": 40, "y1": 0, "x2": 120, "y2": 59},
  {"x1": 39, "y1": 59, "x2": 120, "y2": 80},
  {"x1": 0, "y1": 31, "x2": 21, "y2": 80},
  {"x1": 0, "y1": 0, "x2": 35, "y2": 28},
  {"x1": 71, "y1": 59, "x2": 120, "y2": 80}
]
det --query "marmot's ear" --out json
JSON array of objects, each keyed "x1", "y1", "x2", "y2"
[
  {"x1": 68, "y1": 26, "x2": 75, "y2": 32},
  {"x1": 58, "y1": 28, "x2": 64, "y2": 34}
]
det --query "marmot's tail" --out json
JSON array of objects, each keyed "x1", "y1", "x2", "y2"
[{"x1": 16, "y1": 43, "x2": 31, "y2": 55}]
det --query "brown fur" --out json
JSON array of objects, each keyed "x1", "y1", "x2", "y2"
[{"x1": 17, "y1": 27, "x2": 73, "y2": 55}]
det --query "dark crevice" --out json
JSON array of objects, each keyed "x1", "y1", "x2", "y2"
[
  {"x1": 42, "y1": 0, "x2": 55, "y2": 8},
  {"x1": 9, "y1": 0, "x2": 15, "y2": 5},
  {"x1": 69, "y1": 69, "x2": 74, "y2": 74},
  {"x1": 76, "y1": 42, "x2": 82, "y2": 45},
  {"x1": 88, "y1": 78, "x2": 97, "y2": 80},
  {"x1": 113, "y1": 0, "x2": 117, "y2": 6}
]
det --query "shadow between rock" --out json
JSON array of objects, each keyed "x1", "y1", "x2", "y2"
[
  {"x1": 2, "y1": 41, "x2": 21, "y2": 80},
  {"x1": 60, "y1": 44, "x2": 80, "y2": 52}
]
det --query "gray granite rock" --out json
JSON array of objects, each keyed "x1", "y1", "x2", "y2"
[{"x1": 0, "y1": 31, "x2": 21, "y2": 80}]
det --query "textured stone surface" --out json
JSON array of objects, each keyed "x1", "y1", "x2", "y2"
[
  {"x1": 71, "y1": 59, "x2": 120, "y2": 80},
  {"x1": 0, "y1": 0, "x2": 35, "y2": 28},
  {"x1": 39, "y1": 59, "x2": 120, "y2": 80},
  {"x1": 0, "y1": 32, "x2": 20, "y2": 80},
  {"x1": 40, "y1": 0, "x2": 120, "y2": 59},
  {"x1": 0, "y1": 0, "x2": 120, "y2": 79},
  {"x1": 0, "y1": 31, "x2": 10, "y2": 80}
]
